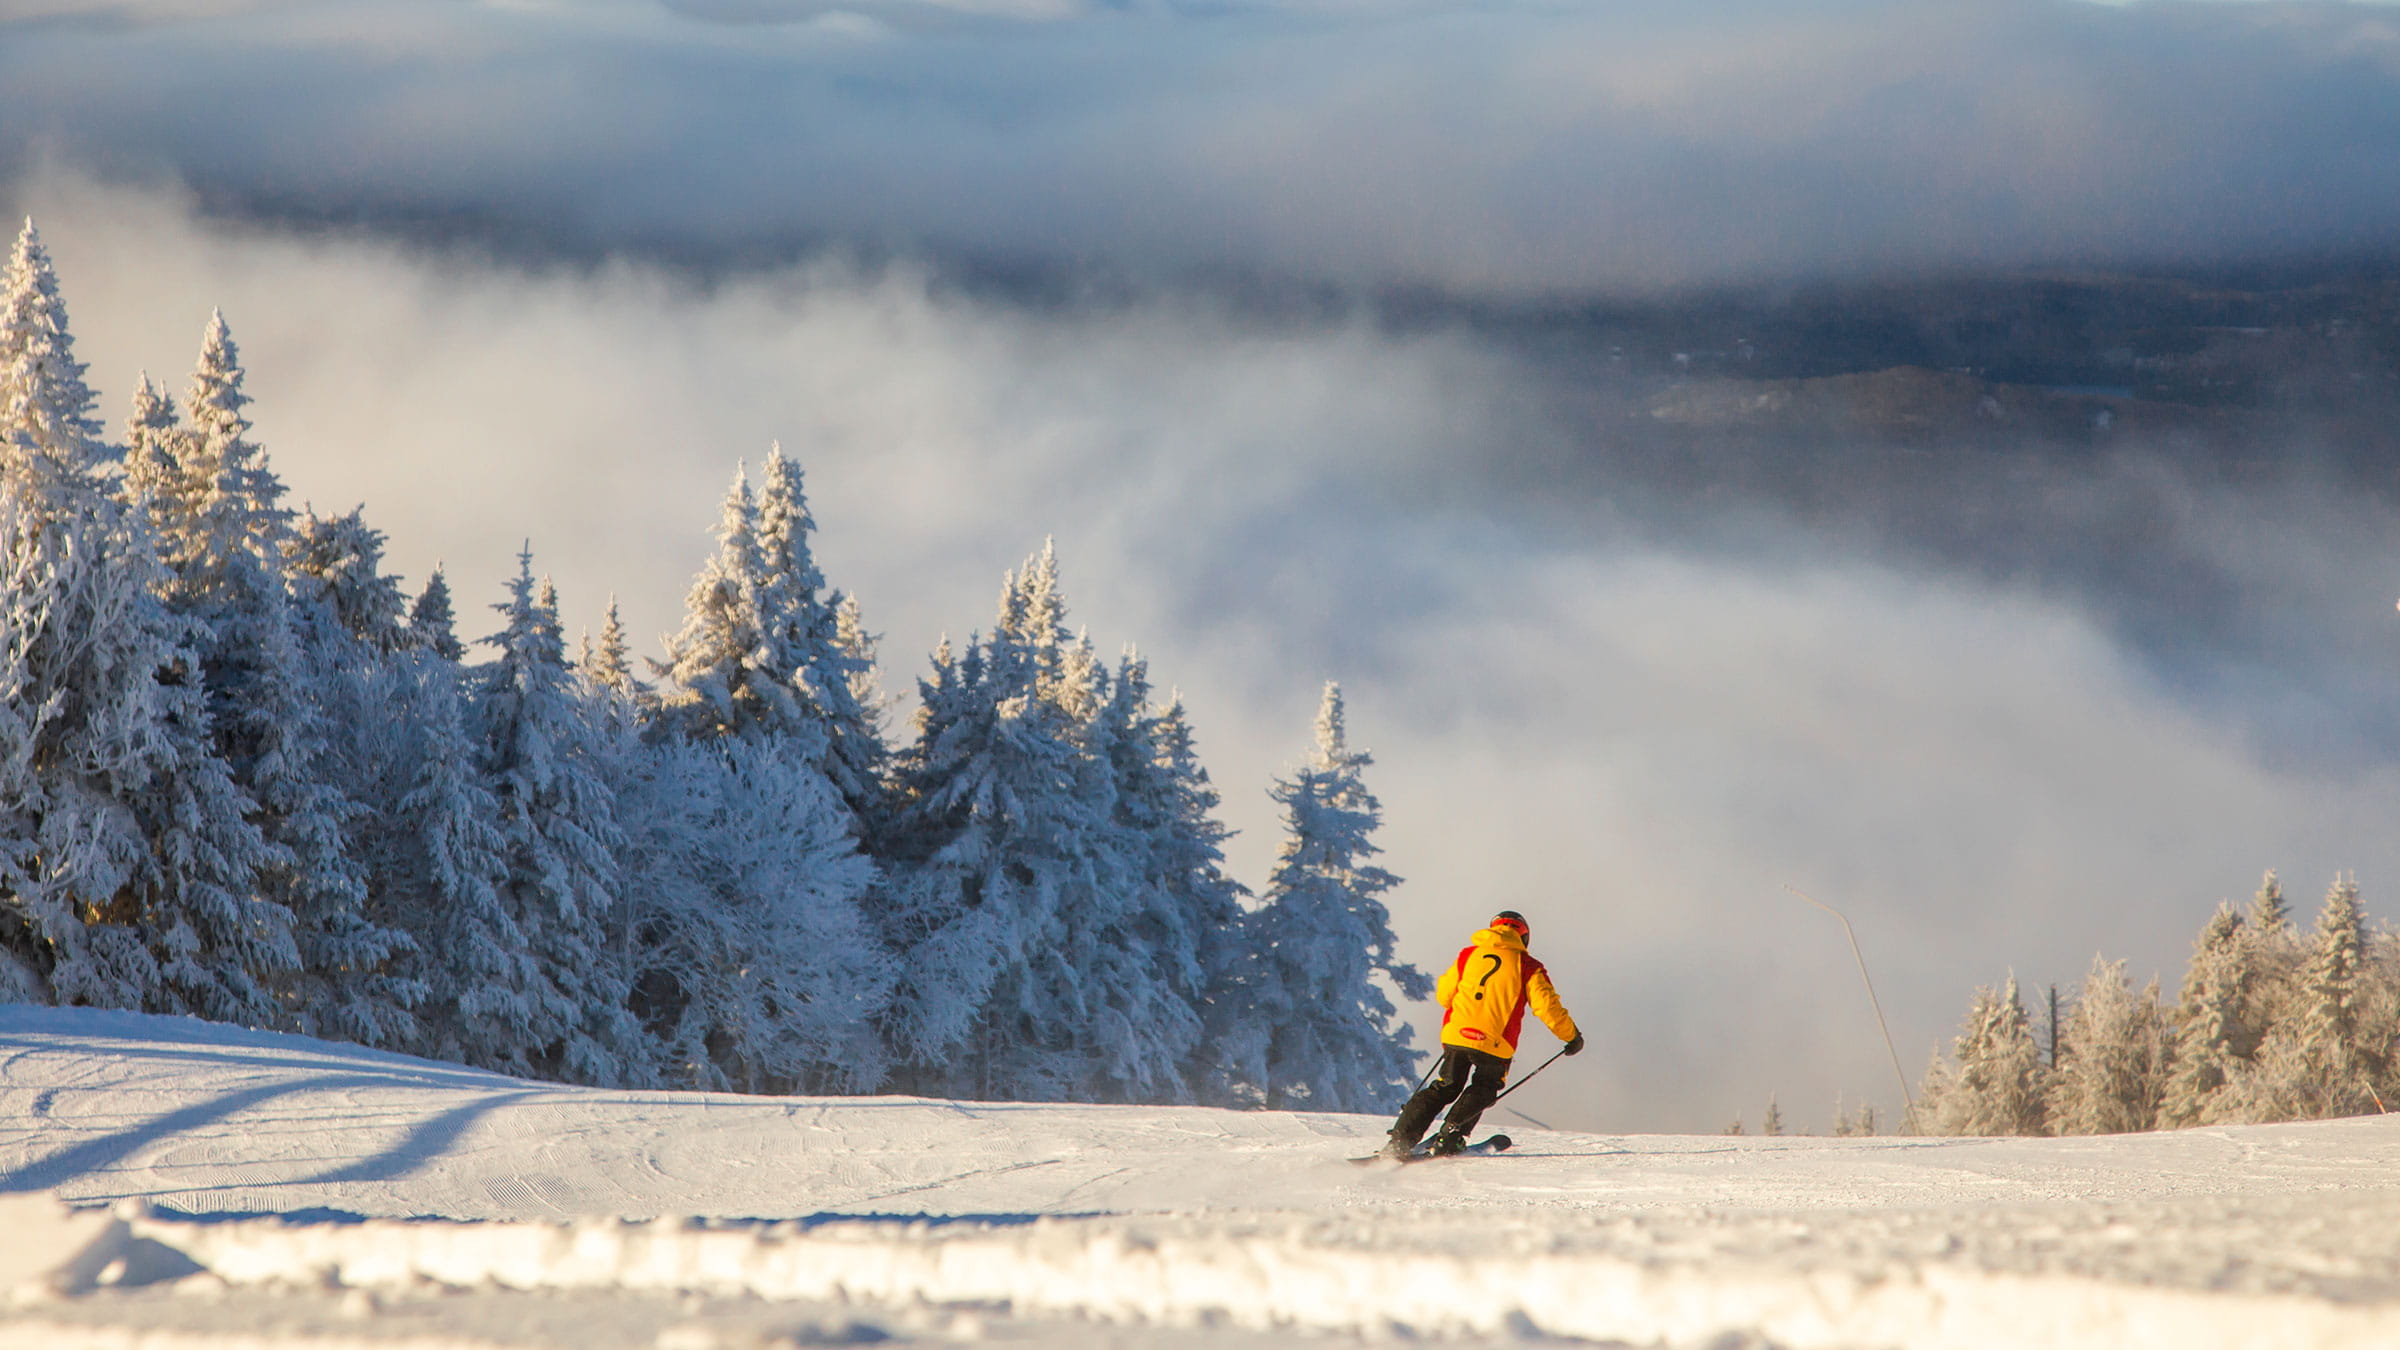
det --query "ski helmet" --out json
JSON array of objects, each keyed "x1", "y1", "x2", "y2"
[{"x1": 1490, "y1": 910, "x2": 1529, "y2": 938}]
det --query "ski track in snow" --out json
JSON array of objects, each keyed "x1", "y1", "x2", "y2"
[{"x1": 0, "y1": 1006, "x2": 2397, "y2": 1347}]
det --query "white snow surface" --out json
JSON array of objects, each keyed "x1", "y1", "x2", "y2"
[{"x1": 2, "y1": 1006, "x2": 2398, "y2": 1348}]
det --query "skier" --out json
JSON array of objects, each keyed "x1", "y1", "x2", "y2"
[{"x1": 1382, "y1": 909, "x2": 1582, "y2": 1158}]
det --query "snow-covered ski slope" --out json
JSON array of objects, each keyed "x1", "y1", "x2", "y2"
[{"x1": 2, "y1": 1006, "x2": 2397, "y2": 1349}]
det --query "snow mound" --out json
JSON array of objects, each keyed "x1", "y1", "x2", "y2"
[{"x1": 5, "y1": 1004, "x2": 2400, "y2": 1347}]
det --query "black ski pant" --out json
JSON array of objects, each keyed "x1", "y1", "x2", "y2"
[{"x1": 1390, "y1": 1045, "x2": 1511, "y2": 1147}]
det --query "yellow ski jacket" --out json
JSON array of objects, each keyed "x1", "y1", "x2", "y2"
[{"x1": 1436, "y1": 925, "x2": 1578, "y2": 1059}]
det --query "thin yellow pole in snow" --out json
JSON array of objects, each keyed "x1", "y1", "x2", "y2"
[{"x1": 1784, "y1": 883, "x2": 1915, "y2": 1116}]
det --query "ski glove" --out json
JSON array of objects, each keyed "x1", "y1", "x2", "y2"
[{"x1": 1564, "y1": 1034, "x2": 1585, "y2": 1056}]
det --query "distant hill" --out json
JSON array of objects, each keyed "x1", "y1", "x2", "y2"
[{"x1": 1644, "y1": 365, "x2": 2233, "y2": 451}]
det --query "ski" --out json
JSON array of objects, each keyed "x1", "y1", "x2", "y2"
[{"x1": 1349, "y1": 1133, "x2": 1512, "y2": 1165}]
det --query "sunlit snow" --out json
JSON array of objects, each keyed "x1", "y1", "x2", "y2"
[{"x1": 2, "y1": 1004, "x2": 2396, "y2": 1347}]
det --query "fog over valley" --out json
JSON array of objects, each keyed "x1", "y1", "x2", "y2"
[{"x1": 7, "y1": 0, "x2": 2400, "y2": 1132}]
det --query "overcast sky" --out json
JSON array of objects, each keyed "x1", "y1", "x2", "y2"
[
  {"x1": 8, "y1": 0, "x2": 2400, "y2": 292},
  {"x1": 8, "y1": 0, "x2": 2400, "y2": 1132}
]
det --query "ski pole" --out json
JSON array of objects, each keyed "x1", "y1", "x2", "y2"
[{"x1": 1489, "y1": 1046, "x2": 1569, "y2": 1106}]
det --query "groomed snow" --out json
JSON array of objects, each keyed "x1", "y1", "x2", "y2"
[{"x1": 3, "y1": 1005, "x2": 2398, "y2": 1348}]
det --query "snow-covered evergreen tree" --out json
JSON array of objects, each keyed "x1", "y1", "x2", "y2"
[
  {"x1": 1929, "y1": 975, "x2": 2047, "y2": 1136},
  {"x1": 1092, "y1": 656, "x2": 1253, "y2": 1104},
  {"x1": 2047, "y1": 956, "x2": 2170, "y2": 1135},
  {"x1": 0, "y1": 495, "x2": 241, "y2": 1013},
  {"x1": 348, "y1": 657, "x2": 507, "y2": 1062},
  {"x1": 752, "y1": 448, "x2": 884, "y2": 817},
  {"x1": 1906, "y1": 1047, "x2": 1954, "y2": 1135},
  {"x1": 2239, "y1": 870, "x2": 2304, "y2": 1035},
  {"x1": 0, "y1": 226, "x2": 296, "y2": 1021},
  {"x1": 147, "y1": 312, "x2": 289, "y2": 588},
  {"x1": 2299, "y1": 875, "x2": 2376, "y2": 1092},
  {"x1": 579, "y1": 597, "x2": 640, "y2": 699},
  {"x1": 409, "y1": 566, "x2": 464, "y2": 661},
  {"x1": 120, "y1": 374, "x2": 185, "y2": 507},
  {"x1": 128, "y1": 312, "x2": 410, "y2": 1041},
  {"x1": 620, "y1": 738, "x2": 887, "y2": 1093},
  {"x1": 874, "y1": 633, "x2": 1000, "y2": 1074},
  {"x1": 878, "y1": 545, "x2": 1185, "y2": 1101},
  {"x1": 2160, "y1": 903, "x2": 2253, "y2": 1128},
  {"x1": 472, "y1": 553, "x2": 644, "y2": 1085},
  {"x1": 281, "y1": 505, "x2": 429, "y2": 1045},
  {"x1": 643, "y1": 456, "x2": 892, "y2": 1088},
  {"x1": 0, "y1": 221, "x2": 107, "y2": 496},
  {"x1": 834, "y1": 595, "x2": 886, "y2": 745},
  {"x1": 1232, "y1": 683, "x2": 1430, "y2": 1113},
  {"x1": 1128, "y1": 680, "x2": 1254, "y2": 1106},
  {"x1": 2249, "y1": 869, "x2": 2288, "y2": 931},
  {"x1": 288, "y1": 507, "x2": 411, "y2": 656},
  {"x1": 654, "y1": 452, "x2": 886, "y2": 830},
  {"x1": 574, "y1": 596, "x2": 655, "y2": 748},
  {"x1": 1038, "y1": 651, "x2": 1223, "y2": 1105},
  {"x1": 2224, "y1": 876, "x2": 2382, "y2": 1121},
  {"x1": 654, "y1": 466, "x2": 779, "y2": 742}
]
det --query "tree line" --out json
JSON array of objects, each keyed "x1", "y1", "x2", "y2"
[
  {"x1": 1912, "y1": 871, "x2": 2399, "y2": 1135},
  {"x1": 0, "y1": 220, "x2": 1432, "y2": 1110}
]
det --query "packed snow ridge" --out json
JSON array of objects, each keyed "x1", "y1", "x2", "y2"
[{"x1": 2, "y1": 1006, "x2": 2398, "y2": 1348}]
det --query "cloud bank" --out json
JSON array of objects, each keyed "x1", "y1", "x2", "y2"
[
  {"x1": 5, "y1": 0, "x2": 2400, "y2": 294},
  {"x1": 15, "y1": 168, "x2": 2400, "y2": 1132}
]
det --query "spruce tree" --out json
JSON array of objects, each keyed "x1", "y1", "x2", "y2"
[
  {"x1": 1236, "y1": 683, "x2": 1431, "y2": 1112},
  {"x1": 1065, "y1": 651, "x2": 1233, "y2": 1104},
  {"x1": 288, "y1": 507, "x2": 411, "y2": 656},
  {"x1": 0, "y1": 493, "x2": 296, "y2": 1017},
  {"x1": 752, "y1": 447, "x2": 884, "y2": 818},
  {"x1": 132, "y1": 312, "x2": 408, "y2": 1040},
  {"x1": 1131, "y1": 685, "x2": 1255, "y2": 1106},
  {"x1": 2220, "y1": 875, "x2": 2391, "y2": 1123},
  {"x1": 2240, "y1": 870, "x2": 2303, "y2": 1034},
  {"x1": 621, "y1": 738, "x2": 887, "y2": 1093},
  {"x1": 2257, "y1": 874, "x2": 2381, "y2": 1119},
  {"x1": 1907, "y1": 1047, "x2": 1955, "y2": 1135},
  {"x1": 2301, "y1": 876, "x2": 2372, "y2": 1086},
  {"x1": 1932, "y1": 975, "x2": 2047, "y2": 1135},
  {"x1": 575, "y1": 595, "x2": 654, "y2": 743},
  {"x1": 377, "y1": 657, "x2": 521, "y2": 1065},
  {"x1": 0, "y1": 221, "x2": 107, "y2": 495},
  {"x1": 2048, "y1": 956, "x2": 2170, "y2": 1135},
  {"x1": 834, "y1": 595, "x2": 886, "y2": 743},
  {"x1": 121, "y1": 374, "x2": 185, "y2": 507},
  {"x1": 655, "y1": 452, "x2": 883, "y2": 789},
  {"x1": 875, "y1": 634, "x2": 992, "y2": 1072},
  {"x1": 2160, "y1": 903, "x2": 2252, "y2": 1127},
  {"x1": 654, "y1": 465, "x2": 782, "y2": 742},
  {"x1": 878, "y1": 546, "x2": 1167, "y2": 1101},
  {"x1": 2249, "y1": 870, "x2": 2288, "y2": 932},
  {"x1": 473, "y1": 553, "x2": 644, "y2": 1084},
  {"x1": 409, "y1": 566, "x2": 464, "y2": 661},
  {"x1": 644, "y1": 458, "x2": 887, "y2": 1090},
  {"x1": 582, "y1": 597, "x2": 641, "y2": 699},
  {"x1": 0, "y1": 224, "x2": 296, "y2": 1021},
  {"x1": 282, "y1": 505, "x2": 429, "y2": 1045}
]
